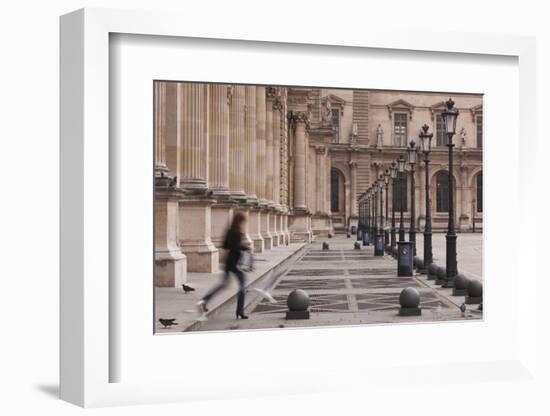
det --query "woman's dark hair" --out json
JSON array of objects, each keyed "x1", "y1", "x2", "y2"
[{"x1": 229, "y1": 211, "x2": 247, "y2": 234}]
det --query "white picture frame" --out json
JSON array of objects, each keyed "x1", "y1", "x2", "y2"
[{"x1": 60, "y1": 8, "x2": 538, "y2": 408}]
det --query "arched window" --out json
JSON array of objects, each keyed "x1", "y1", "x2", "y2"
[
  {"x1": 436, "y1": 171, "x2": 450, "y2": 213},
  {"x1": 392, "y1": 173, "x2": 408, "y2": 212},
  {"x1": 476, "y1": 173, "x2": 483, "y2": 212}
]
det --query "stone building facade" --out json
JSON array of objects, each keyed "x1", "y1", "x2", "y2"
[{"x1": 154, "y1": 82, "x2": 482, "y2": 287}]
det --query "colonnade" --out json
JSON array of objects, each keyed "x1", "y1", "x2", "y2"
[{"x1": 155, "y1": 82, "x2": 307, "y2": 287}]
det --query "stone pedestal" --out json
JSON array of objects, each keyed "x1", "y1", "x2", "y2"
[
  {"x1": 178, "y1": 195, "x2": 219, "y2": 273},
  {"x1": 155, "y1": 189, "x2": 187, "y2": 287},
  {"x1": 248, "y1": 207, "x2": 265, "y2": 253},
  {"x1": 283, "y1": 213, "x2": 290, "y2": 246},
  {"x1": 311, "y1": 213, "x2": 332, "y2": 237},
  {"x1": 459, "y1": 215, "x2": 470, "y2": 232},
  {"x1": 289, "y1": 209, "x2": 312, "y2": 243},
  {"x1": 271, "y1": 209, "x2": 281, "y2": 247},
  {"x1": 261, "y1": 207, "x2": 273, "y2": 249}
]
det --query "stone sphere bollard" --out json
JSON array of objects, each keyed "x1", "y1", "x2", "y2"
[
  {"x1": 286, "y1": 289, "x2": 310, "y2": 319},
  {"x1": 398, "y1": 287, "x2": 421, "y2": 316},
  {"x1": 436, "y1": 266, "x2": 447, "y2": 285},
  {"x1": 354, "y1": 241, "x2": 360, "y2": 250},
  {"x1": 347, "y1": 233, "x2": 351, "y2": 238},
  {"x1": 413, "y1": 256, "x2": 424, "y2": 269},
  {"x1": 453, "y1": 273, "x2": 470, "y2": 296},
  {"x1": 427, "y1": 263, "x2": 439, "y2": 280},
  {"x1": 328, "y1": 233, "x2": 333, "y2": 238},
  {"x1": 322, "y1": 242, "x2": 329, "y2": 250},
  {"x1": 466, "y1": 280, "x2": 483, "y2": 304}
]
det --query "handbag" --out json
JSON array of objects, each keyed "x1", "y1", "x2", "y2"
[{"x1": 238, "y1": 250, "x2": 254, "y2": 272}]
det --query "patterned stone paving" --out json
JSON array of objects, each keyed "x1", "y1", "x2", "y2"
[{"x1": 191, "y1": 235, "x2": 481, "y2": 332}]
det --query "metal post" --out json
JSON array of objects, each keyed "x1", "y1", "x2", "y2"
[
  {"x1": 399, "y1": 171, "x2": 405, "y2": 242},
  {"x1": 391, "y1": 179, "x2": 396, "y2": 249},
  {"x1": 445, "y1": 137, "x2": 457, "y2": 286},
  {"x1": 409, "y1": 164, "x2": 416, "y2": 255},
  {"x1": 423, "y1": 154, "x2": 433, "y2": 270},
  {"x1": 385, "y1": 181, "x2": 390, "y2": 247}
]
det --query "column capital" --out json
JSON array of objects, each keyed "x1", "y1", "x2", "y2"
[
  {"x1": 315, "y1": 145, "x2": 327, "y2": 155},
  {"x1": 273, "y1": 97, "x2": 283, "y2": 112}
]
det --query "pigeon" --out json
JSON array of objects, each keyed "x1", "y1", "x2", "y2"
[
  {"x1": 252, "y1": 288, "x2": 277, "y2": 303},
  {"x1": 159, "y1": 318, "x2": 178, "y2": 328},
  {"x1": 182, "y1": 284, "x2": 195, "y2": 293},
  {"x1": 460, "y1": 303, "x2": 466, "y2": 317}
]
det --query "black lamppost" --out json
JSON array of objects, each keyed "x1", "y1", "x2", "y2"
[
  {"x1": 407, "y1": 140, "x2": 418, "y2": 255},
  {"x1": 384, "y1": 169, "x2": 390, "y2": 248},
  {"x1": 373, "y1": 185, "x2": 378, "y2": 240},
  {"x1": 397, "y1": 154, "x2": 406, "y2": 242},
  {"x1": 379, "y1": 175, "x2": 384, "y2": 236},
  {"x1": 390, "y1": 162, "x2": 397, "y2": 250},
  {"x1": 441, "y1": 98, "x2": 459, "y2": 287},
  {"x1": 419, "y1": 124, "x2": 433, "y2": 272}
]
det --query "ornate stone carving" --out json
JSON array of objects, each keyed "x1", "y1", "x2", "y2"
[
  {"x1": 273, "y1": 97, "x2": 283, "y2": 112},
  {"x1": 316, "y1": 146, "x2": 327, "y2": 155}
]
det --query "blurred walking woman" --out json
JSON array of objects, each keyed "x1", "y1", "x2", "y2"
[{"x1": 197, "y1": 212, "x2": 251, "y2": 319}]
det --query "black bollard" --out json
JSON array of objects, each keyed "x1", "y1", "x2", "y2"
[{"x1": 397, "y1": 241, "x2": 413, "y2": 277}]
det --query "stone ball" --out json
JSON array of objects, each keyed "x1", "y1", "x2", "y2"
[
  {"x1": 322, "y1": 242, "x2": 329, "y2": 250},
  {"x1": 354, "y1": 242, "x2": 360, "y2": 249},
  {"x1": 287, "y1": 289, "x2": 310, "y2": 311},
  {"x1": 467, "y1": 280, "x2": 483, "y2": 298},
  {"x1": 454, "y1": 273, "x2": 470, "y2": 290},
  {"x1": 428, "y1": 263, "x2": 439, "y2": 276},
  {"x1": 414, "y1": 256, "x2": 424, "y2": 268},
  {"x1": 399, "y1": 287, "x2": 420, "y2": 308},
  {"x1": 437, "y1": 266, "x2": 447, "y2": 279}
]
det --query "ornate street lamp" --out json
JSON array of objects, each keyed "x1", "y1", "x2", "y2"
[
  {"x1": 397, "y1": 154, "x2": 406, "y2": 242},
  {"x1": 390, "y1": 161, "x2": 397, "y2": 250},
  {"x1": 379, "y1": 175, "x2": 384, "y2": 235},
  {"x1": 441, "y1": 98, "x2": 459, "y2": 287},
  {"x1": 419, "y1": 124, "x2": 433, "y2": 273},
  {"x1": 384, "y1": 169, "x2": 390, "y2": 248},
  {"x1": 374, "y1": 176, "x2": 385, "y2": 256},
  {"x1": 407, "y1": 140, "x2": 418, "y2": 255}
]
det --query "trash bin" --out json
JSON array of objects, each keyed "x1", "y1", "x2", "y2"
[{"x1": 397, "y1": 241, "x2": 413, "y2": 277}]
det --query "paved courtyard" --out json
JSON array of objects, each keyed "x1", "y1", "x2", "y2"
[{"x1": 176, "y1": 233, "x2": 482, "y2": 333}]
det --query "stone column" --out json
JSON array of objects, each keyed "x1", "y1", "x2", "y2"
[
  {"x1": 229, "y1": 86, "x2": 246, "y2": 201},
  {"x1": 154, "y1": 81, "x2": 169, "y2": 176},
  {"x1": 249, "y1": 86, "x2": 267, "y2": 253},
  {"x1": 154, "y1": 81, "x2": 186, "y2": 287},
  {"x1": 177, "y1": 83, "x2": 219, "y2": 272},
  {"x1": 272, "y1": 97, "x2": 283, "y2": 246},
  {"x1": 209, "y1": 85, "x2": 235, "y2": 255},
  {"x1": 288, "y1": 112, "x2": 311, "y2": 242},
  {"x1": 261, "y1": 88, "x2": 276, "y2": 249}
]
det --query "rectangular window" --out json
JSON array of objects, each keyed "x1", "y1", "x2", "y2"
[
  {"x1": 331, "y1": 109, "x2": 340, "y2": 143},
  {"x1": 393, "y1": 113, "x2": 407, "y2": 146},
  {"x1": 331, "y1": 169, "x2": 339, "y2": 212},
  {"x1": 436, "y1": 114, "x2": 447, "y2": 146},
  {"x1": 476, "y1": 115, "x2": 483, "y2": 148}
]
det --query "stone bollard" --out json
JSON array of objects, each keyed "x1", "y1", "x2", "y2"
[
  {"x1": 427, "y1": 263, "x2": 439, "y2": 281},
  {"x1": 322, "y1": 242, "x2": 329, "y2": 250},
  {"x1": 286, "y1": 289, "x2": 310, "y2": 319},
  {"x1": 413, "y1": 256, "x2": 424, "y2": 272},
  {"x1": 354, "y1": 241, "x2": 360, "y2": 250},
  {"x1": 452, "y1": 273, "x2": 470, "y2": 296},
  {"x1": 465, "y1": 280, "x2": 483, "y2": 304},
  {"x1": 347, "y1": 233, "x2": 351, "y2": 238},
  {"x1": 398, "y1": 287, "x2": 422, "y2": 316},
  {"x1": 435, "y1": 266, "x2": 447, "y2": 286}
]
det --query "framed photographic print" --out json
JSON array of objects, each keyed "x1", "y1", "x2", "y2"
[{"x1": 60, "y1": 7, "x2": 538, "y2": 408}]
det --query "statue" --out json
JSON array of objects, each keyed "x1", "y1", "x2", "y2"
[
  {"x1": 459, "y1": 127, "x2": 467, "y2": 148},
  {"x1": 321, "y1": 98, "x2": 332, "y2": 125},
  {"x1": 376, "y1": 124, "x2": 384, "y2": 147}
]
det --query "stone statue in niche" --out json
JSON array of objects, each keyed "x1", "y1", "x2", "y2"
[
  {"x1": 459, "y1": 127, "x2": 467, "y2": 148},
  {"x1": 321, "y1": 97, "x2": 332, "y2": 125},
  {"x1": 376, "y1": 124, "x2": 384, "y2": 147}
]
